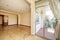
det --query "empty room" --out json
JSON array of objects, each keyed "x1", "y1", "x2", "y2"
[{"x1": 0, "y1": 0, "x2": 60, "y2": 40}]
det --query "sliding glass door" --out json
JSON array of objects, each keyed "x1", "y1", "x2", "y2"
[
  {"x1": 44, "y1": 6, "x2": 56, "y2": 40},
  {"x1": 35, "y1": 5, "x2": 56, "y2": 40}
]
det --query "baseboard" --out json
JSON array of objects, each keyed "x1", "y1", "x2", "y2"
[
  {"x1": 6, "y1": 24, "x2": 31, "y2": 27},
  {"x1": 20, "y1": 24, "x2": 30, "y2": 27},
  {"x1": 8, "y1": 24, "x2": 18, "y2": 26}
]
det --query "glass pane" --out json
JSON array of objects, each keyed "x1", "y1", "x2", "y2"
[
  {"x1": 44, "y1": 6, "x2": 56, "y2": 40},
  {"x1": 35, "y1": 8, "x2": 44, "y2": 37},
  {"x1": 35, "y1": 5, "x2": 56, "y2": 40}
]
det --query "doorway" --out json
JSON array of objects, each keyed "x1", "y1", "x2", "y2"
[
  {"x1": 0, "y1": 15, "x2": 8, "y2": 26},
  {"x1": 0, "y1": 15, "x2": 4, "y2": 26},
  {"x1": 35, "y1": 5, "x2": 56, "y2": 40},
  {"x1": 4, "y1": 15, "x2": 8, "y2": 26}
]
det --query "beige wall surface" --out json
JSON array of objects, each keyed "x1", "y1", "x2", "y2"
[
  {"x1": 18, "y1": 15, "x2": 20, "y2": 25},
  {"x1": 0, "y1": 16, "x2": 2, "y2": 24},
  {"x1": 0, "y1": 12, "x2": 31, "y2": 26},
  {"x1": 20, "y1": 13, "x2": 31, "y2": 26},
  {"x1": 0, "y1": 12, "x2": 17, "y2": 25},
  {"x1": 8, "y1": 15, "x2": 17, "y2": 25}
]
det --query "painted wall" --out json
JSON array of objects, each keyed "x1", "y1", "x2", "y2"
[
  {"x1": 0, "y1": 16, "x2": 2, "y2": 24},
  {"x1": 0, "y1": 13, "x2": 17, "y2": 25},
  {"x1": 18, "y1": 15, "x2": 20, "y2": 24},
  {"x1": 20, "y1": 13, "x2": 31, "y2": 26},
  {"x1": 8, "y1": 15, "x2": 17, "y2": 25},
  {"x1": 0, "y1": 12, "x2": 30, "y2": 26},
  {"x1": 31, "y1": 2, "x2": 35, "y2": 34}
]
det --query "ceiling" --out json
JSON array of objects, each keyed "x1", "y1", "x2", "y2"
[
  {"x1": 0, "y1": 0, "x2": 30, "y2": 13},
  {"x1": 35, "y1": 0, "x2": 49, "y2": 8},
  {"x1": 35, "y1": 0, "x2": 42, "y2": 2},
  {"x1": 35, "y1": 0, "x2": 48, "y2": 2}
]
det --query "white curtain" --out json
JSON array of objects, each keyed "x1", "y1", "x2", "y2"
[{"x1": 48, "y1": 0, "x2": 60, "y2": 40}]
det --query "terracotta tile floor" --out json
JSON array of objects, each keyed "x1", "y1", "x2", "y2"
[{"x1": 0, "y1": 25, "x2": 48, "y2": 40}]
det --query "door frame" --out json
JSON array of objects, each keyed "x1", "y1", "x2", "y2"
[
  {"x1": 0, "y1": 15, "x2": 4, "y2": 26},
  {"x1": 0, "y1": 15, "x2": 8, "y2": 26}
]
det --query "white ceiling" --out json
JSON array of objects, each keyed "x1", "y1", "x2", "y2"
[{"x1": 0, "y1": 0, "x2": 30, "y2": 13}]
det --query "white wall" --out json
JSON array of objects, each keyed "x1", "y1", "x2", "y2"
[
  {"x1": 0, "y1": 12, "x2": 30, "y2": 26},
  {"x1": 20, "y1": 13, "x2": 31, "y2": 26},
  {"x1": 8, "y1": 15, "x2": 17, "y2": 25},
  {"x1": 0, "y1": 13, "x2": 17, "y2": 25},
  {"x1": 0, "y1": 16, "x2": 2, "y2": 24},
  {"x1": 18, "y1": 15, "x2": 20, "y2": 24},
  {"x1": 31, "y1": 2, "x2": 35, "y2": 34}
]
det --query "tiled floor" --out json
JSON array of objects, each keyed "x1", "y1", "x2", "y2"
[
  {"x1": 0, "y1": 25, "x2": 48, "y2": 40},
  {"x1": 36, "y1": 28, "x2": 56, "y2": 40}
]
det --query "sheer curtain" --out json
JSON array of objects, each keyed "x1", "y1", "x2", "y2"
[{"x1": 48, "y1": 0, "x2": 60, "y2": 40}]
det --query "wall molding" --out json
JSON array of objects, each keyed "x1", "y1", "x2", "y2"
[{"x1": 0, "y1": 10, "x2": 18, "y2": 15}]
